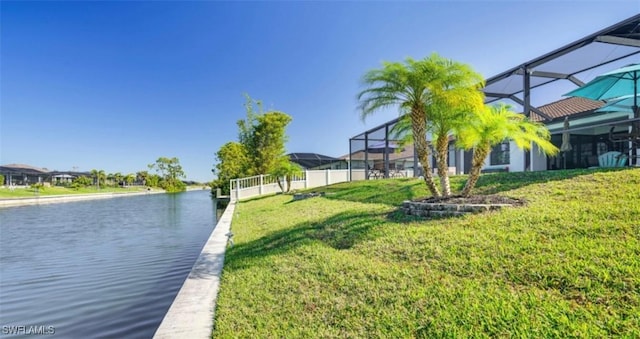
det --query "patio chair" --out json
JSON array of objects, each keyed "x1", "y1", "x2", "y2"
[{"x1": 598, "y1": 151, "x2": 627, "y2": 168}]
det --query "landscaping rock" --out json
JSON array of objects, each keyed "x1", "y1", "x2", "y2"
[{"x1": 402, "y1": 195, "x2": 522, "y2": 219}]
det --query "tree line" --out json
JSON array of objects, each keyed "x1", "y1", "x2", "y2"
[
  {"x1": 212, "y1": 94, "x2": 300, "y2": 195},
  {"x1": 68, "y1": 157, "x2": 187, "y2": 193}
]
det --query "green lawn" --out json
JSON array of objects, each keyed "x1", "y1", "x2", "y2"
[
  {"x1": 213, "y1": 168, "x2": 640, "y2": 337},
  {"x1": 0, "y1": 185, "x2": 152, "y2": 198}
]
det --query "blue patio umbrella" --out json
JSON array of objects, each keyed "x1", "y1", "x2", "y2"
[
  {"x1": 564, "y1": 63, "x2": 639, "y2": 165},
  {"x1": 595, "y1": 94, "x2": 639, "y2": 114},
  {"x1": 564, "y1": 64, "x2": 639, "y2": 104}
]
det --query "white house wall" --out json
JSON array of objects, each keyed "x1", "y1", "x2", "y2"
[
  {"x1": 530, "y1": 143, "x2": 548, "y2": 171},
  {"x1": 481, "y1": 141, "x2": 523, "y2": 172}
]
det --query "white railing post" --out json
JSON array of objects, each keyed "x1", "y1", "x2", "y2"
[
  {"x1": 259, "y1": 175, "x2": 264, "y2": 195},
  {"x1": 326, "y1": 169, "x2": 331, "y2": 186},
  {"x1": 235, "y1": 179, "x2": 240, "y2": 201},
  {"x1": 305, "y1": 170, "x2": 309, "y2": 189}
]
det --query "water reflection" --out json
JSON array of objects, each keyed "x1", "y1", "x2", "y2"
[{"x1": 0, "y1": 190, "x2": 217, "y2": 338}]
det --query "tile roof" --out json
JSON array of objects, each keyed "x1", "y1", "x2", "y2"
[{"x1": 530, "y1": 97, "x2": 604, "y2": 122}]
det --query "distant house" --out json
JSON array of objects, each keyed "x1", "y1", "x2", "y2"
[
  {"x1": 0, "y1": 164, "x2": 49, "y2": 186},
  {"x1": 0, "y1": 164, "x2": 90, "y2": 186},
  {"x1": 49, "y1": 170, "x2": 92, "y2": 185}
]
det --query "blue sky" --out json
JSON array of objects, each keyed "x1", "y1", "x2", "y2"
[{"x1": 1, "y1": 1, "x2": 638, "y2": 182}]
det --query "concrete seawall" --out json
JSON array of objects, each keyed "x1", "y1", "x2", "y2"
[{"x1": 153, "y1": 200, "x2": 236, "y2": 338}]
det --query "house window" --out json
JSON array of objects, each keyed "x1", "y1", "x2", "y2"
[{"x1": 490, "y1": 141, "x2": 510, "y2": 165}]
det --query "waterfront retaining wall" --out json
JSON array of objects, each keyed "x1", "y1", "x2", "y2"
[{"x1": 153, "y1": 200, "x2": 236, "y2": 338}]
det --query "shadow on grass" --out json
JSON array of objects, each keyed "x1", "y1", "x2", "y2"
[
  {"x1": 223, "y1": 209, "x2": 388, "y2": 271},
  {"x1": 307, "y1": 168, "x2": 630, "y2": 206},
  {"x1": 239, "y1": 193, "x2": 283, "y2": 203}
]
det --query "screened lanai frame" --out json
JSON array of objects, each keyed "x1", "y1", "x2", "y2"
[
  {"x1": 348, "y1": 14, "x2": 640, "y2": 179},
  {"x1": 348, "y1": 118, "x2": 419, "y2": 180},
  {"x1": 483, "y1": 14, "x2": 640, "y2": 119}
]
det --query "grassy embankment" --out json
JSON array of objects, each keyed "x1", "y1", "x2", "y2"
[{"x1": 214, "y1": 168, "x2": 639, "y2": 337}]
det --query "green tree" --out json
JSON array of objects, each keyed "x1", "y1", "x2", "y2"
[
  {"x1": 212, "y1": 94, "x2": 293, "y2": 194},
  {"x1": 146, "y1": 174, "x2": 160, "y2": 188},
  {"x1": 236, "y1": 94, "x2": 292, "y2": 175},
  {"x1": 136, "y1": 171, "x2": 149, "y2": 185},
  {"x1": 149, "y1": 157, "x2": 186, "y2": 192},
  {"x1": 456, "y1": 103, "x2": 558, "y2": 197},
  {"x1": 70, "y1": 175, "x2": 92, "y2": 189},
  {"x1": 30, "y1": 182, "x2": 45, "y2": 193},
  {"x1": 212, "y1": 141, "x2": 251, "y2": 194},
  {"x1": 392, "y1": 97, "x2": 484, "y2": 196},
  {"x1": 106, "y1": 173, "x2": 115, "y2": 187},
  {"x1": 360, "y1": 54, "x2": 483, "y2": 197},
  {"x1": 125, "y1": 173, "x2": 136, "y2": 186},
  {"x1": 238, "y1": 93, "x2": 262, "y2": 153},
  {"x1": 113, "y1": 172, "x2": 124, "y2": 187},
  {"x1": 90, "y1": 169, "x2": 106, "y2": 189},
  {"x1": 425, "y1": 61, "x2": 484, "y2": 196},
  {"x1": 271, "y1": 158, "x2": 303, "y2": 193},
  {"x1": 250, "y1": 112, "x2": 292, "y2": 174}
]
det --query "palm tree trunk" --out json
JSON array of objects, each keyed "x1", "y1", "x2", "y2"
[
  {"x1": 461, "y1": 144, "x2": 490, "y2": 197},
  {"x1": 411, "y1": 107, "x2": 440, "y2": 197},
  {"x1": 285, "y1": 175, "x2": 292, "y2": 193},
  {"x1": 435, "y1": 133, "x2": 451, "y2": 196},
  {"x1": 276, "y1": 177, "x2": 284, "y2": 193}
]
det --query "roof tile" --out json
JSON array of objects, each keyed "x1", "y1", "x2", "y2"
[{"x1": 530, "y1": 97, "x2": 604, "y2": 121}]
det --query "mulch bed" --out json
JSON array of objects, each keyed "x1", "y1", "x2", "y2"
[{"x1": 414, "y1": 194, "x2": 526, "y2": 206}]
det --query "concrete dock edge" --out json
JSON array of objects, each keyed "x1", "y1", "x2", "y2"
[{"x1": 153, "y1": 200, "x2": 236, "y2": 338}]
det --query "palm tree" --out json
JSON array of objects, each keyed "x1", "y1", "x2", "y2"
[
  {"x1": 113, "y1": 172, "x2": 124, "y2": 187},
  {"x1": 358, "y1": 53, "x2": 484, "y2": 197},
  {"x1": 90, "y1": 169, "x2": 106, "y2": 189},
  {"x1": 271, "y1": 158, "x2": 302, "y2": 193},
  {"x1": 390, "y1": 85, "x2": 484, "y2": 196},
  {"x1": 136, "y1": 171, "x2": 149, "y2": 186},
  {"x1": 90, "y1": 169, "x2": 98, "y2": 188},
  {"x1": 283, "y1": 163, "x2": 303, "y2": 193},
  {"x1": 456, "y1": 104, "x2": 559, "y2": 197},
  {"x1": 125, "y1": 173, "x2": 136, "y2": 187},
  {"x1": 106, "y1": 173, "x2": 115, "y2": 187}
]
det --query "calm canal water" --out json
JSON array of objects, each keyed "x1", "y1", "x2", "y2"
[{"x1": 0, "y1": 190, "x2": 218, "y2": 338}]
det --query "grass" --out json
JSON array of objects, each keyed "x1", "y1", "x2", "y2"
[
  {"x1": 213, "y1": 168, "x2": 640, "y2": 337},
  {"x1": 0, "y1": 185, "x2": 153, "y2": 198}
]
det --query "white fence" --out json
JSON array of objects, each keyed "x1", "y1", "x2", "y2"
[
  {"x1": 230, "y1": 169, "x2": 351, "y2": 201},
  {"x1": 228, "y1": 168, "x2": 422, "y2": 201}
]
